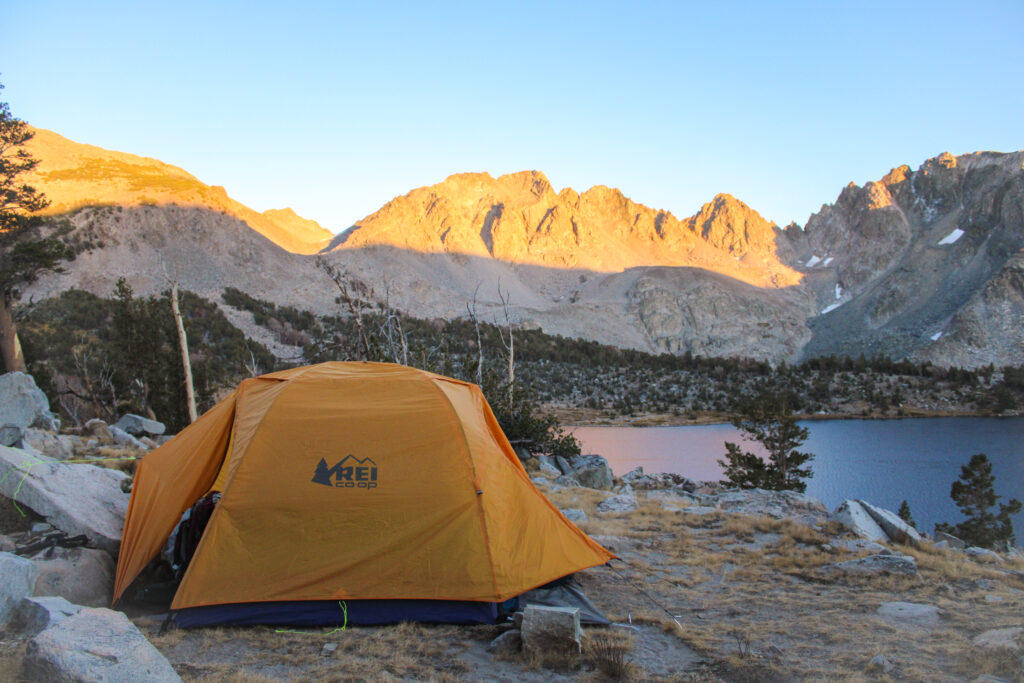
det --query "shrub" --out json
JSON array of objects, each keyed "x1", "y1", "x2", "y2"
[
  {"x1": 718, "y1": 391, "x2": 814, "y2": 492},
  {"x1": 935, "y1": 453, "x2": 1021, "y2": 548}
]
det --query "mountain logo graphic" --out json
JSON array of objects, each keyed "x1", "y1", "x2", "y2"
[{"x1": 312, "y1": 455, "x2": 379, "y2": 489}]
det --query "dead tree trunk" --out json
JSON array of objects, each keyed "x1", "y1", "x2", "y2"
[
  {"x1": 0, "y1": 295, "x2": 26, "y2": 373},
  {"x1": 169, "y1": 282, "x2": 198, "y2": 423},
  {"x1": 466, "y1": 284, "x2": 484, "y2": 387},
  {"x1": 244, "y1": 346, "x2": 261, "y2": 377},
  {"x1": 496, "y1": 285, "x2": 514, "y2": 402},
  {"x1": 379, "y1": 284, "x2": 409, "y2": 366}
]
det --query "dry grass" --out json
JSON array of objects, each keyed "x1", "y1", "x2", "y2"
[
  {"x1": 819, "y1": 520, "x2": 850, "y2": 537},
  {"x1": 709, "y1": 515, "x2": 827, "y2": 548},
  {"x1": 148, "y1": 626, "x2": 186, "y2": 648},
  {"x1": 156, "y1": 622, "x2": 474, "y2": 682},
  {"x1": 547, "y1": 486, "x2": 614, "y2": 514},
  {"x1": 655, "y1": 527, "x2": 691, "y2": 559},
  {"x1": 521, "y1": 637, "x2": 583, "y2": 673},
  {"x1": 711, "y1": 514, "x2": 779, "y2": 540},
  {"x1": 905, "y1": 541, "x2": 1020, "y2": 581},
  {"x1": 184, "y1": 668, "x2": 280, "y2": 683},
  {"x1": 676, "y1": 510, "x2": 728, "y2": 529},
  {"x1": 718, "y1": 653, "x2": 786, "y2": 682},
  {"x1": 0, "y1": 641, "x2": 28, "y2": 683},
  {"x1": 583, "y1": 629, "x2": 637, "y2": 680},
  {"x1": 568, "y1": 489, "x2": 1024, "y2": 681},
  {"x1": 954, "y1": 641, "x2": 1024, "y2": 680},
  {"x1": 76, "y1": 446, "x2": 141, "y2": 474}
]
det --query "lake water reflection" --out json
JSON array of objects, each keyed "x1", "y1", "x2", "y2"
[{"x1": 572, "y1": 417, "x2": 1024, "y2": 537}]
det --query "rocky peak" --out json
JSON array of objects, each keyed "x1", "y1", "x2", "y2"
[
  {"x1": 430, "y1": 170, "x2": 556, "y2": 207},
  {"x1": 931, "y1": 151, "x2": 958, "y2": 170},
  {"x1": 881, "y1": 165, "x2": 912, "y2": 187},
  {"x1": 578, "y1": 185, "x2": 631, "y2": 214},
  {"x1": 910, "y1": 151, "x2": 964, "y2": 211},
  {"x1": 862, "y1": 182, "x2": 896, "y2": 211},
  {"x1": 836, "y1": 182, "x2": 862, "y2": 209},
  {"x1": 506, "y1": 170, "x2": 554, "y2": 199},
  {"x1": 685, "y1": 193, "x2": 778, "y2": 257}
]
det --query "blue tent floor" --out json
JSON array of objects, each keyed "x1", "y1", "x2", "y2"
[{"x1": 172, "y1": 599, "x2": 501, "y2": 628}]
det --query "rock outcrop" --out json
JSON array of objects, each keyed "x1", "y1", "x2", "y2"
[
  {"x1": 876, "y1": 601, "x2": 941, "y2": 627},
  {"x1": 0, "y1": 373, "x2": 60, "y2": 433},
  {"x1": 707, "y1": 488, "x2": 828, "y2": 527},
  {"x1": 856, "y1": 500, "x2": 923, "y2": 545},
  {"x1": 831, "y1": 500, "x2": 889, "y2": 542},
  {"x1": 597, "y1": 493, "x2": 639, "y2": 513},
  {"x1": 113, "y1": 414, "x2": 166, "y2": 437},
  {"x1": 554, "y1": 454, "x2": 615, "y2": 490},
  {"x1": 821, "y1": 553, "x2": 919, "y2": 576},
  {"x1": 14, "y1": 596, "x2": 83, "y2": 636},
  {"x1": 520, "y1": 604, "x2": 583, "y2": 655},
  {"x1": 22, "y1": 607, "x2": 181, "y2": 682},
  {"x1": 831, "y1": 499, "x2": 923, "y2": 546},
  {"x1": 0, "y1": 447, "x2": 129, "y2": 553},
  {"x1": 0, "y1": 552, "x2": 39, "y2": 626},
  {"x1": 30, "y1": 546, "x2": 115, "y2": 607}
]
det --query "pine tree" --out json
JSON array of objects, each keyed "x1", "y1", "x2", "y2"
[
  {"x1": 718, "y1": 391, "x2": 814, "y2": 492},
  {"x1": 897, "y1": 500, "x2": 916, "y2": 529},
  {"x1": 0, "y1": 80, "x2": 71, "y2": 372},
  {"x1": 936, "y1": 453, "x2": 1022, "y2": 549}
]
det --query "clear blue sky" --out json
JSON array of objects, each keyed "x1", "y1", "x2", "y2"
[{"x1": 4, "y1": 1, "x2": 1022, "y2": 233}]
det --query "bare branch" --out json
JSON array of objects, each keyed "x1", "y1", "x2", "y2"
[
  {"x1": 495, "y1": 282, "x2": 515, "y2": 401},
  {"x1": 465, "y1": 283, "x2": 484, "y2": 387},
  {"x1": 317, "y1": 256, "x2": 372, "y2": 360}
]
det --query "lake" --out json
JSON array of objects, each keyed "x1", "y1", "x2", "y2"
[{"x1": 572, "y1": 417, "x2": 1024, "y2": 539}]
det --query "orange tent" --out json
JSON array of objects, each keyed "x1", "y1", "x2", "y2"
[{"x1": 114, "y1": 362, "x2": 612, "y2": 626}]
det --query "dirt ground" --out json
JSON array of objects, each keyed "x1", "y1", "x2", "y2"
[{"x1": 108, "y1": 482, "x2": 1024, "y2": 682}]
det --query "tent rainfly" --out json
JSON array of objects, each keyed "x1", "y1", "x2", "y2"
[{"x1": 114, "y1": 362, "x2": 613, "y2": 627}]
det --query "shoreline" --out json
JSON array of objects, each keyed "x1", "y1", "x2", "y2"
[{"x1": 549, "y1": 405, "x2": 1019, "y2": 428}]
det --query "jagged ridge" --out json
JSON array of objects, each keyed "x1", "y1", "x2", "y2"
[
  {"x1": 330, "y1": 170, "x2": 801, "y2": 289},
  {"x1": 782, "y1": 150, "x2": 1024, "y2": 366},
  {"x1": 19, "y1": 128, "x2": 1024, "y2": 367}
]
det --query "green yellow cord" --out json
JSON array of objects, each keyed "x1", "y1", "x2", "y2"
[{"x1": 274, "y1": 601, "x2": 348, "y2": 634}]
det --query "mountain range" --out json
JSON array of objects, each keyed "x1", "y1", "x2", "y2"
[{"x1": 22, "y1": 128, "x2": 1024, "y2": 368}]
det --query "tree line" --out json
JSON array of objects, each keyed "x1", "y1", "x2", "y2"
[{"x1": 20, "y1": 283, "x2": 274, "y2": 431}]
